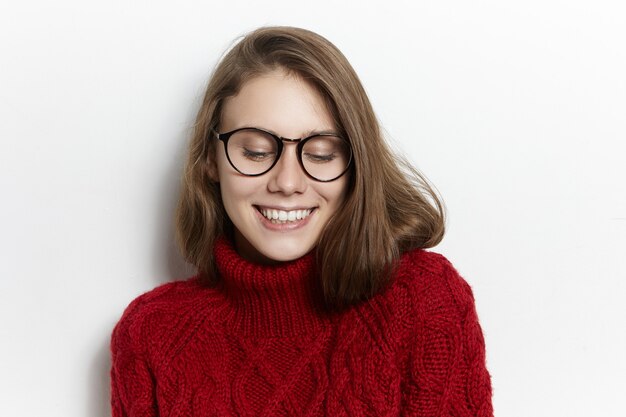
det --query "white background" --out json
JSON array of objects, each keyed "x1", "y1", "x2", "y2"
[{"x1": 1, "y1": 1, "x2": 625, "y2": 416}]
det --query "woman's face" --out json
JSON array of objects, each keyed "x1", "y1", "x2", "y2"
[{"x1": 215, "y1": 69, "x2": 349, "y2": 264}]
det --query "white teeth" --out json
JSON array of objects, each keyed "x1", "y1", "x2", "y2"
[{"x1": 259, "y1": 207, "x2": 313, "y2": 223}]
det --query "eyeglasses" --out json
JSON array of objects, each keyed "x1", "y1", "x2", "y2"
[{"x1": 213, "y1": 127, "x2": 353, "y2": 182}]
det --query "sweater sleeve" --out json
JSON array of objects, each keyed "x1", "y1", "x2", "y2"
[
  {"x1": 110, "y1": 298, "x2": 158, "y2": 417},
  {"x1": 401, "y1": 258, "x2": 494, "y2": 417}
]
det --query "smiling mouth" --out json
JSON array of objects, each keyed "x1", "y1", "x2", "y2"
[{"x1": 255, "y1": 206, "x2": 316, "y2": 224}]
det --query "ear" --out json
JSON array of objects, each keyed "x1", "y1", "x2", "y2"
[{"x1": 204, "y1": 158, "x2": 220, "y2": 183}]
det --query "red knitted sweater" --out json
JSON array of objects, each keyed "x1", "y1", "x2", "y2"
[{"x1": 110, "y1": 238, "x2": 493, "y2": 416}]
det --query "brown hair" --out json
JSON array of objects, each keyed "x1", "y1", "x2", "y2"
[{"x1": 175, "y1": 26, "x2": 445, "y2": 310}]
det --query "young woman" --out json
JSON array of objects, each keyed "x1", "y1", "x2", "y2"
[{"x1": 110, "y1": 26, "x2": 494, "y2": 416}]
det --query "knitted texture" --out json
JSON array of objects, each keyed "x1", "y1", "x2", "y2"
[{"x1": 110, "y1": 238, "x2": 493, "y2": 416}]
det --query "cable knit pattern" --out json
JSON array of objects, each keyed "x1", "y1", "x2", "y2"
[{"x1": 110, "y1": 237, "x2": 493, "y2": 416}]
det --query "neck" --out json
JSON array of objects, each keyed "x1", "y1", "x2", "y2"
[{"x1": 214, "y1": 237, "x2": 331, "y2": 338}]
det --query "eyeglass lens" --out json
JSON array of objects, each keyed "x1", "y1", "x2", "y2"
[{"x1": 225, "y1": 128, "x2": 350, "y2": 181}]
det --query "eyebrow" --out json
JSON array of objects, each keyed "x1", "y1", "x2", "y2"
[
  {"x1": 304, "y1": 128, "x2": 339, "y2": 136},
  {"x1": 245, "y1": 126, "x2": 340, "y2": 138}
]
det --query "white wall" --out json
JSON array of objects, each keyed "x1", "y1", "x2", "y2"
[{"x1": 1, "y1": 1, "x2": 624, "y2": 416}]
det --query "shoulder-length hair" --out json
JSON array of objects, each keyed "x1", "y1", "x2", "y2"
[{"x1": 176, "y1": 26, "x2": 445, "y2": 310}]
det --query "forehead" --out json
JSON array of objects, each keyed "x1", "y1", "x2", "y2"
[{"x1": 220, "y1": 70, "x2": 335, "y2": 137}]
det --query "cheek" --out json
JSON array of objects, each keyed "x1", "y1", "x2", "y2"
[
  {"x1": 218, "y1": 172, "x2": 262, "y2": 221},
  {"x1": 220, "y1": 176, "x2": 248, "y2": 209},
  {"x1": 320, "y1": 178, "x2": 349, "y2": 210}
]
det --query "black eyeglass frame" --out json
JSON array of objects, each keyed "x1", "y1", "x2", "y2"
[{"x1": 213, "y1": 127, "x2": 353, "y2": 183}]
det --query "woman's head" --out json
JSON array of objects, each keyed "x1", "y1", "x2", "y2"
[{"x1": 176, "y1": 26, "x2": 445, "y2": 309}]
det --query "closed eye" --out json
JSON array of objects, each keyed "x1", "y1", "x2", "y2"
[
  {"x1": 304, "y1": 153, "x2": 336, "y2": 163},
  {"x1": 243, "y1": 149, "x2": 275, "y2": 161}
]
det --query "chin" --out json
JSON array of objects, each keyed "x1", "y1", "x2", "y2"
[
  {"x1": 234, "y1": 228, "x2": 316, "y2": 264},
  {"x1": 258, "y1": 243, "x2": 313, "y2": 263}
]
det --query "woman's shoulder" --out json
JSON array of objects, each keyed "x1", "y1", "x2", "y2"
[
  {"x1": 111, "y1": 276, "x2": 219, "y2": 356},
  {"x1": 392, "y1": 247, "x2": 478, "y2": 319},
  {"x1": 117, "y1": 276, "x2": 209, "y2": 319},
  {"x1": 348, "y1": 248, "x2": 481, "y2": 354}
]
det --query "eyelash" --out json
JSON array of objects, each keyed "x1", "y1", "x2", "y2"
[
  {"x1": 243, "y1": 149, "x2": 274, "y2": 161},
  {"x1": 304, "y1": 153, "x2": 336, "y2": 163}
]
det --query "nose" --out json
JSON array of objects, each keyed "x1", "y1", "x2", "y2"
[{"x1": 267, "y1": 143, "x2": 308, "y2": 195}]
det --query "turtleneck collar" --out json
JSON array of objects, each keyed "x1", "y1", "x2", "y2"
[{"x1": 213, "y1": 236, "x2": 331, "y2": 338}]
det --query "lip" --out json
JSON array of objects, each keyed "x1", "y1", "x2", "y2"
[
  {"x1": 253, "y1": 206, "x2": 316, "y2": 231},
  {"x1": 254, "y1": 204, "x2": 317, "y2": 211}
]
